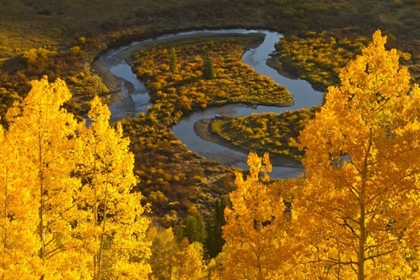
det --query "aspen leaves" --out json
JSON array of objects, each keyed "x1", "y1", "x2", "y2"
[
  {"x1": 222, "y1": 30, "x2": 420, "y2": 279},
  {"x1": 0, "y1": 77, "x2": 151, "y2": 279},
  {"x1": 222, "y1": 152, "x2": 293, "y2": 280},
  {"x1": 297, "y1": 30, "x2": 420, "y2": 279}
]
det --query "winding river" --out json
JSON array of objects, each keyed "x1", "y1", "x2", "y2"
[{"x1": 96, "y1": 29, "x2": 324, "y2": 178}]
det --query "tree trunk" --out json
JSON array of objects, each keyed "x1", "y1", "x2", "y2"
[{"x1": 358, "y1": 202, "x2": 366, "y2": 280}]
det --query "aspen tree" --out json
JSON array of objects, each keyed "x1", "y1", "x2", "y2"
[
  {"x1": 171, "y1": 240, "x2": 206, "y2": 280},
  {"x1": 76, "y1": 96, "x2": 151, "y2": 279},
  {"x1": 0, "y1": 125, "x2": 41, "y2": 280},
  {"x1": 5, "y1": 76, "x2": 88, "y2": 279},
  {"x1": 148, "y1": 226, "x2": 178, "y2": 280},
  {"x1": 222, "y1": 152, "x2": 293, "y2": 280},
  {"x1": 296, "y1": 30, "x2": 420, "y2": 279}
]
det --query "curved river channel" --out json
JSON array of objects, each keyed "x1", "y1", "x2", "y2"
[{"x1": 96, "y1": 29, "x2": 324, "y2": 178}]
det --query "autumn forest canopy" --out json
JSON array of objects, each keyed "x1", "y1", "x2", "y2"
[
  {"x1": 3, "y1": 0, "x2": 420, "y2": 279},
  {"x1": 1, "y1": 29, "x2": 420, "y2": 279}
]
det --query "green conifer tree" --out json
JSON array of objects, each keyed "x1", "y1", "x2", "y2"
[
  {"x1": 180, "y1": 210, "x2": 207, "y2": 245},
  {"x1": 169, "y1": 47, "x2": 178, "y2": 73},
  {"x1": 205, "y1": 197, "x2": 229, "y2": 258},
  {"x1": 202, "y1": 56, "x2": 215, "y2": 79}
]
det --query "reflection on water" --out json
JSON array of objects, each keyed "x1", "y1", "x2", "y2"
[{"x1": 98, "y1": 29, "x2": 324, "y2": 179}]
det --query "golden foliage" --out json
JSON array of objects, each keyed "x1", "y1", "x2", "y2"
[
  {"x1": 296, "y1": 30, "x2": 420, "y2": 279},
  {"x1": 222, "y1": 152, "x2": 296, "y2": 279},
  {"x1": 0, "y1": 77, "x2": 151, "y2": 278},
  {"x1": 210, "y1": 107, "x2": 319, "y2": 160},
  {"x1": 274, "y1": 31, "x2": 368, "y2": 89}
]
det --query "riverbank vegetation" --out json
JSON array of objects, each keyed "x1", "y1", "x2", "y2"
[
  {"x1": 0, "y1": 44, "x2": 108, "y2": 120},
  {"x1": 271, "y1": 30, "x2": 413, "y2": 90},
  {"x1": 271, "y1": 31, "x2": 368, "y2": 90},
  {"x1": 210, "y1": 107, "x2": 319, "y2": 161},
  {"x1": 121, "y1": 34, "x2": 293, "y2": 224},
  {"x1": 121, "y1": 110, "x2": 237, "y2": 225},
  {"x1": 2, "y1": 0, "x2": 420, "y2": 121},
  {"x1": 132, "y1": 35, "x2": 293, "y2": 117}
]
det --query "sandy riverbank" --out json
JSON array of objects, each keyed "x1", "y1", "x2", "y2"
[{"x1": 91, "y1": 58, "x2": 136, "y2": 122}]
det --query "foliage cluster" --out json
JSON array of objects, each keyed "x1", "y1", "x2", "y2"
[
  {"x1": 220, "y1": 31, "x2": 420, "y2": 279},
  {"x1": 0, "y1": 43, "x2": 108, "y2": 120},
  {"x1": 0, "y1": 77, "x2": 150, "y2": 279},
  {"x1": 210, "y1": 107, "x2": 319, "y2": 160},
  {"x1": 273, "y1": 31, "x2": 368, "y2": 89},
  {"x1": 147, "y1": 226, "x2": 207, "y2": 280},
  {"x1": 222, "y1": 152, "x2": 296, "y2": 279}
]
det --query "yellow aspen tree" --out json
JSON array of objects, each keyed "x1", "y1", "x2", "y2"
[
  {"x1": 5, "y1": 76, "x2": 89, "y2": 279},
  {"x1": 296, "y1": 30, "x2": 420, "y2": 279},
  {"x1": 76, "y1": 96, "x2": 151, "y2": 279},
  {"x1": 171, "y1": 239, "x2": 206, "y2": 280},
  {"x1": 221, "y1": 152, "x2": 293, "y2": 280},
  {"x1": 148, "y1": 226, "x2": 178, "y2": 280},
  {"x1": 0, "y1": 125, "x2": 41, "y2": 280}
]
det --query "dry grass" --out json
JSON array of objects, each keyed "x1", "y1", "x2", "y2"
[
  {"x1": 0, "y1": 0, "x2": 207, "y2": 61},
  {"x1": 0, "y1": 0, "x2": 407, "y2": 64}
]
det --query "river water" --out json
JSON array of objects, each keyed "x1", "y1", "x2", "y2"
[{"x1": 97, "y1": 29, "x2": 324, "y2": 178}]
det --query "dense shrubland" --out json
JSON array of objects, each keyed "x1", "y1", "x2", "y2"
[
  {"x1": 271, "y1": 31, "x2": 368, "y2": 89},
  {"x1": 121, "y1": 111, "x2": 236, "y2": 226},
  {"x1": 132, "y1": 35, "x2": 293, "y2": 119},
  {"x1": 272, "y1": 30, "x2": 414, "y2": 90},
  {"x1": 0, "y1": 43, "x2": 108, "y2": 120},
  {"x1": 210, "y1": 107, "x2": 319, "y2": 160}
]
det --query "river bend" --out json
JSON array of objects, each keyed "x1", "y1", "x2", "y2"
[{"x1": 96, "y1": 29, "x2": 324, "y2": 178}]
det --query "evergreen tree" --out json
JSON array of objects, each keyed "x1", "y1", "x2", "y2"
[
  {"x1": 169, "y1": 47, "x2": 178, "y2": 73},
  {"x1": 202, "y1": 56, "x2": 215, "y2": 79},
  {"x1": 184, "y1": 211, "x2": 207, "y2": 245},
  {"x1": 205, "y1": 197, "x2": 229, "y2": 258},
  {"x1": 148, "y1": 227, "x2": 178, "y2": 280},
  {"x1": 171, "y1": 240, "x2": 206, "y2": 280}
]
